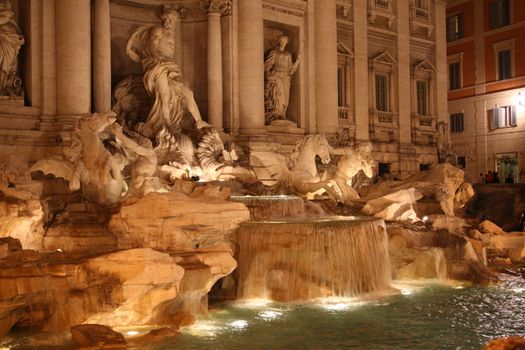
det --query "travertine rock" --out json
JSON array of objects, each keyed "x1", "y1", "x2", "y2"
[
  {"x1": 428, "y1": 214, "x2": 469, "y2": 234},
  {"x1": 362, "y1": 188, "x2": 422, "y2": 222},
  {"x1": 362, "y1": 163, "x2": 468, "y2": 217},
  {"x1": 71, "y1": 324, "x2": 126, "y2": 349},
  {"x1": 130, "y1": 327, "x2": 179, "y2": 346},
  {"x1": 479, "y1": 220, "x2": 506, "y2": 235},
  {"x1": 483, "y1": 232, "x2": 525, "y2": 263},
  {"x1": 109, "y1": 191, "x2": 250, "y2": 253},
  {"x1": 387, "y1": 224, "x2": 496, "y2": 284},
  {"x1": 0, "y1": 248, "x2": 185, "y2": 336}
]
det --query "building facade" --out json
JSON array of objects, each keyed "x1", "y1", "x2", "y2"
[
  {"x1": 0, "y1": 0, "x2": 447, "y2": 177},
  {"x1": 446, "y1": 0, "x2": 525, "y2": 183}
]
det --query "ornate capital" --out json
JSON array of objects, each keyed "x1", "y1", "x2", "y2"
[{"x1": 202, "y1": 0, "x2": 232, "y2": 15}]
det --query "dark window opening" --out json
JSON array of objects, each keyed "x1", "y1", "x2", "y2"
[
  {"x1": 449, "y1": 62, "x2": 461, "y2": 90},
  {"x1": 419, "y1": 164, "x2": 431, "y2": 171},
  {"x1": 457, "y1": 156, "x2": 466, "y2": 169},
  {"x1": 446, "y1": 13, "x2": 464, "y2": 42},
  {"x1": 378, "y1": 163, "x2": 390, "y2": 177},
  {"x1": 490, "y1": 0, "x2": 510, "y2": 29},
  {"x1": 498, "y1": 49, "x2": 512, "y2": 80},
  {"x1": 450, "y1": 112, "x2": 465, "y2": 133}
]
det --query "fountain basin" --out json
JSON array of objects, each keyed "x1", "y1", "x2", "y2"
[{"x1": 237, "y1": 216, "x2": 392, "y2": 302}]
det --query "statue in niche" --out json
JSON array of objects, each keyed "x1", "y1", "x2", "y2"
[
  {"x1": 264, "y1": 34, "x2": 300, "y2": 125},
  {"x1": 0, "y1": 0, "x2": 24, "y2": 98},
  {"x1": 126, "y1": 6, "x2": 209, "y2": 139}
]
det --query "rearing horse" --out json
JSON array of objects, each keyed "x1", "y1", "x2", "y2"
[{"x1": 252, "y1": 134, "x2": 343, "y2": 201}]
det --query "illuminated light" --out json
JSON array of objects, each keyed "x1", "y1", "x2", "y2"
[
  {"x1": 56, "y1": 248, "x2": 63, "y2": 252},
  {"x1": 322, "y1": 303, "x2": 350, "y2": 311},
  {"x1": 454, "y1": 285, "x2": 465, "y2": 290},
  {"x1": 400, "y1": 289, "x2": 413, "y2": 296},
  {"x1": 422, "y1": 216, "x2": 429, "y2": 222},
  {"x1": 184, "y1": 321, "x2": 221, "y2": 338},
  {"x1": 258, "y1": 310, "x2": 282, "y2": 320},
  {"x1": 236, "y1": 299, "x2": 272, "y2": 308},
  {"x1": 229, "y1": 320, "x2": 248, "y2": 330},
  {"x1": 126, "y1": 331, "x2": 140, "y2": 336}
]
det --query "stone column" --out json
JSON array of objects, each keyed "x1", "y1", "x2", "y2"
[
  {"x1": 175, "y1": 6, "x2": 186, "y2": 67},
  {"x1": 353, "y1": 0, "x2": 369, "y2": 140},
  {"x1": 93, "y1": 0, "x2": 111, "y2": 113},
  {"x1": 397, "y1": 0, "x2": 411, "y2": 145},
  {"x1": 314, "y1": 0, "x2": 338, "y2": 135},
  {"x1": 237, "y1": 0, "x2": 265, "y2": 132},
  {"x1": 55, "y1": 0, "x2": 91, "y2": 120},
  {"x1": 205, "y1": 1, "x2": 230, "y2": 131}
]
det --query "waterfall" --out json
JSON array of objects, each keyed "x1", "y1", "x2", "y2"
[
  {"x1": 230, "y1": 195, "x2": 305, "y2": 220},
  {"x1": 237, "y1": 216, "x2": 392, "y2": 302}
]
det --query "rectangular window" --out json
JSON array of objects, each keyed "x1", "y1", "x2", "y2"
[
  {"x1": 498, "y1": 50, "x2": 512, "y2": 80},
  {"x1": 450, "y1": 112, "x2": 465, "y2": 133},
  {"x1": 419, "y1": 164, "x2": 431, "y2": 171},
  {"x1": 491, "y1": 105, "x2": 517, "y2": 129},
  {"x1": 416, "y1": 80, "x2": 428, "y2": 115},
  {"x1": 337, "y1": 66, "x2": 345, "y2": 107},
  {"x1": 449, "y1": 62, "x2": 461, "y2": 90},
  {"x1": 490, "y1": 0, "x2": 510, "y2": 29},
  {"x1": 446, "y1": 13, "x2": 463, "y2": 42},
  {"x1": 375, "y1": 74, "x2": 388, "y2": 112},
  {"x1": 378, "y1": 163, "x2": 390, "y2": 176}
]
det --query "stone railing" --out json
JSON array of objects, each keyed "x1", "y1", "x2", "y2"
[
  {"x1": 374, "y1": 0, "x2": 389, "y2": 10},
  {"x1": 368, "y1": 0, "x2": 395, "y2": 27},
  {"x1": 338, "y1": 106, "x2": 350, "y2": 120},
  {"x1": 377, "y1": 111, "x2": 394, "y2": 124},
  {"x1": 411, "y1": 6, "x2": 429, "y2": 20}
]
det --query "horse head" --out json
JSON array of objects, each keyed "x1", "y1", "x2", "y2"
[{"x1": 311, "y1": 134, "x2": 333, "y2": 165}]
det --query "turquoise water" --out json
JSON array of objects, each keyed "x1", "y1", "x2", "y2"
[
  {"x1": 167, "y1": 277, "x2": 525, "y2": 350},
  {"x1": 3, "y1": 277, "x2": 525, "y2": 350}
]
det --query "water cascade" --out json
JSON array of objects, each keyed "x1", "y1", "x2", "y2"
[
  {"x1": 230, "y1": 195, "x2": 305, "y2": 220},
  {"x1": 237, "y1": 216, "x2": 392, "y2": 302}
]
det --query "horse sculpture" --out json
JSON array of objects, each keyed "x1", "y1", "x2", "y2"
[{"x1": 251, "y1": 134, "x2": 343, "y2": 201}]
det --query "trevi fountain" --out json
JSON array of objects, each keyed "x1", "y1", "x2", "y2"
[{"x1": 0, "y1": 1, "x2": 525, "y2": 349}]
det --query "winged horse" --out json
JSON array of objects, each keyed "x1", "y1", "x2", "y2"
[{"x1": 251, "y1": 134, "x2": 343, "y2": 201}]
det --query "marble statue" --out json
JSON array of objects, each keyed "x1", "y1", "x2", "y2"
[
  {"x1": 110, "y1": 123, "x2": 169, "y2": 198},
  {"x1": 251, "y1": 134, "x2": 343, "y2": 201},
  {"x1": 126, "y1": 6, "x2": 209, "y2": 139},
  {"x1": 31, "y1": 112, "x2": 129, "y2": 205},
  {"x1": 264, "y1": 35, "x2": 300, "y2": 125},
  {"x1": 437, "y1": 121, "x2": 452, "y2": 163},
  {"x1": 0, "y1": 0, "x2": 24, "y2": 98},
  {"x1": 331, "y1": 143, "x2": 375, "y2": 205}
]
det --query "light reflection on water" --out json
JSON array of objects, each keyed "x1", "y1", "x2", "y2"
[
  {"x1": 171, "y1": 276, "x2": 525, "y2": 350},
  {"x1": 2, "y1": 277, "x2": 525, "y2": 350}
]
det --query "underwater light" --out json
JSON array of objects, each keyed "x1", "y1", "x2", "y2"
[
  {"x1": 229, "y1": 320, "x2": 248, "y2": 329},
  {"x1": 126, "y1": 331, "x2": 140, "y2": 336},
  {"x1": 185, "y1": 321, "x2": 221, "y2": 337},
  {"x1": 322, "y1": 303, "x2": 350, "y2": 311},
  {"x1": 258, "y1": 310, "x2": 282, "y2": 320},
  {"x1": 400, "y1": 289, "x2": 414, "y2": 296}
]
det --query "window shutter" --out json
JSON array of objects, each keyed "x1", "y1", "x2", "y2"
[
  {"x1": 458, "y1": 13, "x2": 464, "y2": 39},
  {"x1": 492, "y1": 108, "x2": 500, "y2": 129},
  {"x1": 511, "y1": 106, "x2": 517, "y2": 126}
]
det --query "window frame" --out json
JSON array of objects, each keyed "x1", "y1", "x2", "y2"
[
  {"x1": 490, "y1": 0, "x2": 511, "y2": 30},
  {"x1": 450, "y1": 112, "x2": 465, "y2": 133},
  {"x1": 447, "y1": 53, "x2": 463, "y2": 91},
  {"x1": 491, "y1": 105, "x2": 517, "y2": 129},
  {"x1": 492, "y1": 39, "x2": 515, "y2": 81},
  {"x1": 375, "y1": 73, "x2": 389, "y2": 112},
  {"x1": 446, "y1": 12, "x2": 464, "y2": 42}
]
